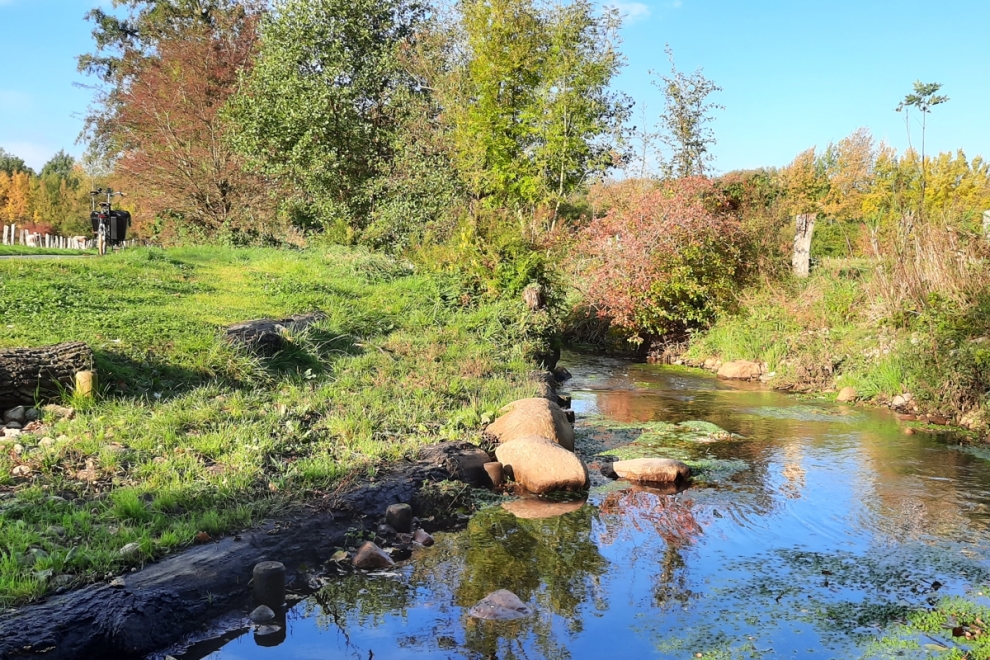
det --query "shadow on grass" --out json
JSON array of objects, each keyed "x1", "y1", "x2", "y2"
[{"x1": 90, "y1": 324, "x2": 368, "y2": 403}]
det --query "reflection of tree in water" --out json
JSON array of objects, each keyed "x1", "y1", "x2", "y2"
[
  {"x1": 429, "y1": 504, "x2": 608, "y2": 659},
  {"x1": 305, "y1": 571, "x2": 416, "y2": 638},
  {"x1": 599, "y1": 487, "x2": 704, "y2": 610}
]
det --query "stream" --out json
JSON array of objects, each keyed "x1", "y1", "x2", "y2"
[{"x1": 174, "y1": 352, "x2": 990, "y2": 659}]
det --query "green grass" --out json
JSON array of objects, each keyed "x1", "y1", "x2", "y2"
[
  {"x1": 684, "y1": 264, "x2": 917, "y2": 400},
  {"x1": 0, "y1": 245, "x2": 92, "y2": 256},
  {"x1": 0, "y1": 246, "x2": 541, "y2": 604}
]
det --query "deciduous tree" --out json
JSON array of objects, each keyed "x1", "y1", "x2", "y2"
[
  {"x1": 112, "y1": 8, "x2": 268, "y2": 232},
  {"x1": 575, "y1": 177, "x2": 743, "y2": 340},
  {"x1": 896, "y1": 80, "x2": 948, "y2": 218},
  {"x1": 653, "y1": 45, "x2": 722, "y2": 179},
  {"x1": 226, "y1": 0, "x2": 424, "y2": 236}
]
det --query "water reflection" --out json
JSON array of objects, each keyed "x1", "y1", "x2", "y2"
[{"x1": 187, "y1": 352, "x2": 990, "y2": 660}]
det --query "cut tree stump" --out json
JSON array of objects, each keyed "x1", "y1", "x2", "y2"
[
  {"x1": 792, "y1": 213, "x2": 816, "y2": 278},
  {"x1": 0, "y1": 342, "x2": 93, "y2": 409},
  {"x1": 224, "y1": 312, "x2": 327, "y2": 356}
]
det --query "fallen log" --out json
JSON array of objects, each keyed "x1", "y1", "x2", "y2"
[
  {"x1": 0, "y1": 342, "x2": 93, "y2": 409},
  {"x1": 224, "y1": 311, "x2": 327, "y2": 356}
]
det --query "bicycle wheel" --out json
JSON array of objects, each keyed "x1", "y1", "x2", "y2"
[{"x1": 98, "y1": 223, "x2": 107, "y2": 256}]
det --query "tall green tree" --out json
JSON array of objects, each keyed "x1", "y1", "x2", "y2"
[
  {"x1": 446, "y1": 0, "x2": 628, "y2": 218},
  {"x1": 0, "y1": 148, "x2": 33, "y2": 176},
  {"x1": 225, "y1": 0, "x2": 424, "y2": 236},
  {"x1": 39, "y1": 151, "x2": 76, "y2": 179},
  {"x1": 896, "y1": 80, "x2": 948, "y2": 218},
  {"x1": 653, "y1": 45, "x2": 722, "y2": 179}
]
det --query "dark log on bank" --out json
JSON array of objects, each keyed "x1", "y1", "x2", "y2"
[
  {"x1": 0, "y1": 441, "x2": 490, "y2": 660},
  {"x1": 0, "y1": 342, "x2": 93, "y2": 410},
  {"x1": 224, "y1": 311, "x2": 327, "y2": 356}
]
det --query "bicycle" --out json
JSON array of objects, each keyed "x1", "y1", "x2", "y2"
[{"x1": 89, "y1": 188, "x2": 131, "y2": 255}]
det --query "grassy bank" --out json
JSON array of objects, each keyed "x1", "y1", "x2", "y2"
[
  {"x1": 0, "y1": 245, "x2": 91, "y2": 256},
  {"x1": 0, "y1": 246, "x2": 539, "y2": 604},
  {"x1": 682, "y1": 257, "x2": 990, "y2": 434}
]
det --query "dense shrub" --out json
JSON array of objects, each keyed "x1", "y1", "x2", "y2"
[{"x1": 574, "y1": 177, "x2": 745, "y2": 340}]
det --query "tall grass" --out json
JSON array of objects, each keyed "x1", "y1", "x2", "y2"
[{"x1": 868, "y1": 219, "x2": 988, "y2": 318}]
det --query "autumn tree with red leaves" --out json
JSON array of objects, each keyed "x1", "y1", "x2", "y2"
[
  {"x1": 577, "y1": 177, "x2": 744, "y2": 341},
  {"x1": 110, "y1": 8, "x2": 269, "y2": 235}
]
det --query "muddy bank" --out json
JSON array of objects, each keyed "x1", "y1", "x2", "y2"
[{"x1": 0, "y1": 441, "x2": 491, "y2": 660}]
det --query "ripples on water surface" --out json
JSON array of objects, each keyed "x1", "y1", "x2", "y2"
[{"x1": 183, "y1": 353, "x2": 990, "y2": 659}]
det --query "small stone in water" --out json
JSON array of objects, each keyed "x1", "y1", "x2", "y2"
[
  {"x1": 385, "y1": 503, "x2": 413, "y2": 533},
  {"x1": 352, "y1": 541, "x2": 395, "y2": 569},
  {"x1": 250, "y1": 605, "x2": 276, "y2": 623},
  {"x1": 413, "y1": 529, "x2": 434, "y2": 547},
  {"x1": 468, "y1": 589, "x2": 532, "y2": 620}
]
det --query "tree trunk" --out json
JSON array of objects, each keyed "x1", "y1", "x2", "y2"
[
  {"x1": 792, "y1": 213, "x2": 816, "y2": 278},
  {"x1": 225, "y1": 312, "x2": 327, "y2": 356},
  {"x1": 0, "y1": 342, "x2": 94, "y2": 409}
]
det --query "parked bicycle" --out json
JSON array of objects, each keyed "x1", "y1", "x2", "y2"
[{"x1": 89, "y1": 188, "x2": 131, "y2": 255}]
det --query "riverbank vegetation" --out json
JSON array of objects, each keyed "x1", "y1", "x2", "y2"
[
  {"x1": 0, "y1": 246, "x2": 539, "y2": 604},
  {"x1": 3, "y1": 0, "x2": 990, "y2": 618}
]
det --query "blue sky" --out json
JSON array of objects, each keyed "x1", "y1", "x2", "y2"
[{"x1": 1, "y1": 0, "x2": 987, "y2": 173}]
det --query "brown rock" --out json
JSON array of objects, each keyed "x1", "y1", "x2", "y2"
[
  {"x1": 927, "y1": 414, "x2": 949, "y2": 426},
  {"x1": 612, "y1": 458, "x2": 691, "y2": 484},
  {"x1": 836, "y1": 386, "x2": 858, "y2": 403},
  {"x1": 412, "y1": 529, "x2": 434, "y2": 546},
  {"x1": 483, "y1": 461, "x2": 504, "y2": 487},
  {"x1": 494, "y1": 436, "x2": 589, "y2": 494},
  {"x1": 716, "y1": 360, "x2": 763, "y2": 380},
  {"x1": 501, "y1": 497, "x2": 586, "y2": 519},
  {"x1": 352, "y1": 541, "x2": 395, "y2": 570},
  {"x1": 486, "y1": 398, "x2": 575, "y2": 451}
]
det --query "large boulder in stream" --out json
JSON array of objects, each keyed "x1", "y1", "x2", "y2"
[
  {"x1": 717, "y1": 360, "x2": 763, "y2": 381},
  {"x1": 495, "y1": 436, "x2": 589, "y2": 494},
  {"x1": 486, "y1": 398, "x2": 574, "y2": 451},
  {"x1": 611, "y1": 458, "x2": 691, "y2": 485}
]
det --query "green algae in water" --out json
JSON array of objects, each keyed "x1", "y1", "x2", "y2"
[
  {"x1": 865, "y1": 594, "x2": 990, "y2": 659},
  {"x1": 952, "y1": 444, "x2": 990, "y2": 463},
  {"x1": 581, "y1": 418, "x2": 748, "y2": 484},
  {"x1": 742, "y1": 404, "x2": 862, "y2": 423},
  {"x1": 584, "y1": 418, "x2": 739, "y2": 443},
  {"x1": 686, "y1": 457, "x2": 749, "y2": 483}
]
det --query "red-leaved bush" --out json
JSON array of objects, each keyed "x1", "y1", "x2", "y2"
[{"x1": 576, "y1": 177, "x2": 745, "y2": 339}]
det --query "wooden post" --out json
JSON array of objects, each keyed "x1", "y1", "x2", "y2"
[
  {"x1": 983, "y1": 210, "x2": 990, "y2": 238},
  {"x1": 792, "y1": 213, "x2": 816, "y2": 278},
  {"x1": 74, "y1": 370, "x2": 97, "y2": 399}
]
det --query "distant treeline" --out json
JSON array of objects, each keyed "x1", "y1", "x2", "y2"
[{"x1": 0, "y1": 149, "x2": 99, "y2": 237}]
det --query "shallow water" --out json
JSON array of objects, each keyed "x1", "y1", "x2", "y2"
[{"x1": 181, "y1": 353, "x2": 990, "y2": 659}]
